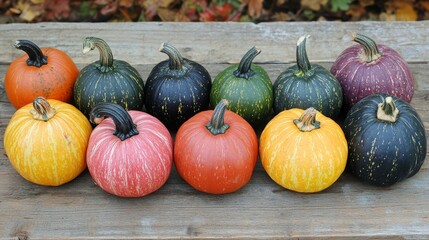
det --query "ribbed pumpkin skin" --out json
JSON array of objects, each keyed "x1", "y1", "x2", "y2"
[
  {"x1": 174, "y1": 109, "x2": 258, "y2": 194},
  {"x1": 331, "y1": 44, "x2": 414, "y2": 110},
  {"x1": 259, "y1": 108, "x2": 348, "y2": 193},
  {"x1": 273, "y1": 64, "x2": 343, "y2": 118},
  {"x1": 5, "y1": 48, "x2": 78, "y2": 109},
  {"x1": 343, "y1": 94, "x2": 426, "y2": 186},
  {"x1": 144, "y1": 60, "x2": 211, "y2": 129},
  {"x1": 86, "y1": 111, "x2": 173, "y2": 197},
  {"x1": 73, "y1": 60, "x2": 144, "y2": 118},
  {"x1": 210, "y1": 64, "x2": 273, "y2": 125},
  {"x1": 4, "y1": 99, "x2": 92, "y2": 186}
]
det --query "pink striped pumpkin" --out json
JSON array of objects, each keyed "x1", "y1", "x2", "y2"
[{"x1": 86, "y1": 102, "x2": 173, "y2": 197}]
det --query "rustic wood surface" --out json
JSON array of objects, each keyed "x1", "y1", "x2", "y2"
[{"x1": 0, "y1": 22, "x2": 428, "y2": 240}]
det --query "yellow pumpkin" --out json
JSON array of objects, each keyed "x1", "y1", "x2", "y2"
[
  {"x1": 4, "y1": 97, "x2": 92, "y2": 186},
  {"x1": 259, "y1": 107, "x2": 347, "y2": 193}
]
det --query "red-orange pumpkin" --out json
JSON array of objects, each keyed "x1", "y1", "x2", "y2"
[
  {"x1": 174, "y1": 99, "x2": 258, "y2": 194},
  {"x1": 5, "y1": 40, "x2": 78, "y2": 109}
]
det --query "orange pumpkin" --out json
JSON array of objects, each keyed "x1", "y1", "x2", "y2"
[
  {"x1": 4, "y1": 97, "x2": 92, "y2": 186},
  {"x1": 259, "y1": 107, "x2": 348, "y2": 193},
  {"x1": 5, "y1": 40, "x2": 79, "y2": 109}
]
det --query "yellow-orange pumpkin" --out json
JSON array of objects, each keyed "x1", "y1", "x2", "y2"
[
  {"x1": 4, "y1": 97, "x2": 92, "y2": 186},
  {"x1": 259, "y1": 107, "x2": 347, "y2": 193}
]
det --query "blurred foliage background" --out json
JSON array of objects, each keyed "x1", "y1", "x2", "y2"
[{"x1": 0, "y1": 0, "x2": 428, "y2": 23}]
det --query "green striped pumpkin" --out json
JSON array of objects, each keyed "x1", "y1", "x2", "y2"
[
  {"x1": 210, "y1": 47, "x2": 273, "y2": 126},
  {"x1": 73, "y1": 37, "x2": 144, "y2": 118},
  {"x1": 273, "y1": 35, "x2": 342, "y2": 118}
]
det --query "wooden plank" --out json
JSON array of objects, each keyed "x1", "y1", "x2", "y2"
[
  {"x1": 0, "y1": 22, "x2": 428, "y2": 65},
  {"x1": 0, "y1": 22, "x2": 428, "y2": 239}
]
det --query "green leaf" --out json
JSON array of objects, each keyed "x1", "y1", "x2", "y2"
[{"x1": 330, "y1": 0, "x2": 353, "y2": 11}]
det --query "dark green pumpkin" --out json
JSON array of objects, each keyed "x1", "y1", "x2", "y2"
[
  {"x1": 343, "y1": 93, "x2": 426, "y2": 186},
  {"x1": 73, "y1": 37, "x2": 144, "y2": 118},
  {"x1": 273, "y1": 35, "x2": 342, "y2": 118},
  {"x1": 144, "y1": 43, "x2": 211, "y2": 130},
  {"x1": 210, "y1": 47, "x2": 273, "y2": 125}
]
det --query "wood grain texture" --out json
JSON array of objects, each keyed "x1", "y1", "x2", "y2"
[{"x1": 0, "y1": 22, "x2": 428, "y2": 240}]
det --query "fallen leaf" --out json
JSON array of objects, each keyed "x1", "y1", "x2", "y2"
[
  {"x1": 420, "y1": 1, "x2": 429, "y2": 11},
  {"x1": 379, "y1": 12, "x2": 396, "y2": 21},
  {"x1": 395, "y1": 3, "x2": 417, "y2": 21},
  {"x1": 120, "y1": 0, "x2": 134, "y2": 8},
  {"x1": 301, "y1": 0, "x2": 328, "y2": 11},
  {"x1": 359, "y1": 0, "x2": 374, "y2": 7},
  {"x1": 158, "y1": 7, "x2": 176, "y2": 21},
  {"x1": 346, "y1": 5, "x2": 366, "y2": 21},
  {"x1": 242, "y1": 0, "x2": 263, "y2": 18}
]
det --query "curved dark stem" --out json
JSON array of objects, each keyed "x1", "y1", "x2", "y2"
[
  {"x1": 353, "y1": 33, "x2": 381, "y2": 63},
  {"x1": 82, "y1": 37, "x2": 114, "y2": 72},
  {"x1": 206, "y1": 99, "x2": 230, "y2": 135},
  {"x1": 159, "y1": 42, "x2": 184, "y2": 70},
  {"x1": 233, "y1": 46, "x2": 261, "y2": 79},
  {"x1": 90, "y1": 102, "x2": 139, "y2": 141},
  {"x1": 15, "y1": 40, "x2": 48, "y2": 68},
  {"x1": 296, "y1": 35, "x2": 312, "y2": 74}
]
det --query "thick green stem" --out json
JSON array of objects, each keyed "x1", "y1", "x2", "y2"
[
  {"x1": 82, "y1": 37, "x2": 114, "y2": 72},
  {"x1": 15, "y1": 40, "x2": 48, "y2": 68},
  {"x1": 293, "y1": 107, "x2": 320, "y2": 132},
  {"x1": 296, "y1": 35, "x2": 312, "y2": 75},
  {"x1": 90, "y1": 102, "x2": 139, "y2": 141},
  {"x1": 206, "y1": 99, "x2": 230, "y2": 135},
  {"x1": 159, "y1": 42, "x2": 184, "y2": 70},
  {"x1": 353, "y1": 33, "x2": 381, "y2": 63},
  {"x1": 233, "y1": 46, "x2": 261, "y2": 79},
  {"x1": 377, "y1": 96, "x2": 399, "y2": 123},
  {"x1": 30, "y1": 97, "x2": 56, "y2": 122}
]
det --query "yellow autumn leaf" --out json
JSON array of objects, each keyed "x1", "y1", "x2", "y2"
[
  {"x1": 395, "y1": 3, "x2": 417, "y2": 21},
  {"x1": 242, "y1": 0, "x2": 264, "y2": 18}
]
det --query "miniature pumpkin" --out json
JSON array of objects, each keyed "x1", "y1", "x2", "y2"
[
  {"x1": 87, "y1": 102, "x2": 173, "y2": 197},
  {"x1": 273, "y1": 35, "x2": 343, "y2": 118},
  {"x1": 343, "y1": 94, "x2": 426, "y2": 186},
  {"x1": 174, "y1": 99, "x2": 258, "y2": 194},
  {"x1": 4, "y1": 97, "x2": 92, "y2": 186},
  {"x1": 144, "y1": 42, "x2": 212, "y2": 130},
  {"x1": 331, "y1": 33, "x2": 414, "y2": 110},
  {"x1": 210, "y1": 47, "x2": 273, "y2": 125},
  {"x1": 5, "y1": 40, "x2": 79, "y2": 109},
  {"x1": 73, "y1": 37, "x2": 145, "y2": 118},
  {"x1": 260, "y1": 107, "x2": 348, "y2": 193}
]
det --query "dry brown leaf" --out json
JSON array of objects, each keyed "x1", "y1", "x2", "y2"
[
  {"x1": 396, "y1": 4, "x2": 417, "y2": 21},
  {"x1": 420, "y1": 1, "x2": 429, "y2": 11},
  {"x1": 346, "y1": 5, "x2": 366, "y2": 21},
  {"x1": 11, "y1": 0, "x2": 44, "y2": 21},
  {"x1": 242, "y1": 0, "x2": 263, "y2": 18},
  {"x1": 300, "y1": 0, "x2": 328, "y2": 11},
  {"x1": 119, "y1": 0, "x2": 134, "y2": 8},
  {"x1": 379, "y1": 12, "x2": 396, "y2": 21},
  {"x1": 358, "y1": 0, "x2": 374, "y2": 7},
  {"x1": 157, "y1": 7, "x2": 176, "y2": 21}
]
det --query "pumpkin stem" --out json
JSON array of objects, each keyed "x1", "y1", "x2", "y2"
[
  {"x1": 15, "y1": 40, "x2": 48, "y2": 68},
  {"x1": 377, "y1": 96, "x2": 399, "y2": 123},
  {"x1": 82, "y1": 37, "x2": 114, "y2": 73},
  {"x1": 233, "y1": 46, "x2": 261, "y2": 79},
  {"x1": 353, "y1": 33, "x2": 381, "y2": 63},
  {"x1": 206, "y1": 99, "x2": 230, "y2": 135},
  {"x1": 293, "y1": 107, "x2": 320, "y2": 132},
  {"x1": 295, "y1": 35, "x2": 312, "y2": 76},
  {"x1": 30, "y1": 97, "x2": 56, "y2": 122},
  {"x1": 90, "y1": 102, "x2": 139, "y2": 141},
  {"x1": 159, "y1": 42, "x2": 184, "y2": 71}
]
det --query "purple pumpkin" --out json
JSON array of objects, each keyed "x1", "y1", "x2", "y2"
[{"x1": 330, "y1": 33, "x2": 414, "y2": 110}]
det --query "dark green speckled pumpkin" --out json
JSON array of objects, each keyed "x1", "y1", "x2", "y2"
[
  {"x1": 343, "y1": 93, "x2": 426, "y2": 186},
  {"x1": 273, "y1": 35, "x2": 342, "y2": 118},
  {"x1": 210, "y1": 47, "x2": 273, "y2": 126},
  {"x1": 73, "y1": 37, "x2": 144, "y2": 118}
]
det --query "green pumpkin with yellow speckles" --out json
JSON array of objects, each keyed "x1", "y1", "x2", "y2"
[
  {"x1": 210, "y1": 46, "x2": 273, "y2": 126},
  {"x1": 73, "y1": 37, "x2": 144, "y2": 119},
  {"x1": 273, "y1": 35, "x2": 342, "y2": 118},
  {"x1": 344, "y1": 93, "x2": 426, "y2": 186}
]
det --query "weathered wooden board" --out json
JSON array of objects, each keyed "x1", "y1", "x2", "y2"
[
  {"x1": 0, "y1": 21, "x2": 428, "y2": 65},
  {"x1": 0, "y1": 22, "x2": 428, "y2": 240}
]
